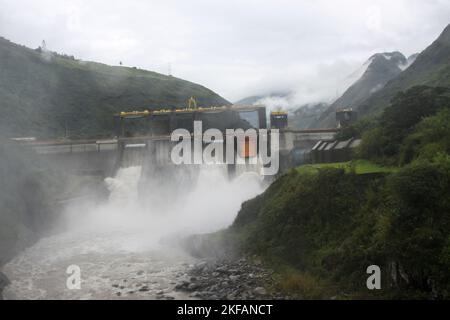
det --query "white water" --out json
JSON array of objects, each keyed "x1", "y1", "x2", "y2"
[{"x1": 3, "y1": 165, "x2": 265, "y2": 299}]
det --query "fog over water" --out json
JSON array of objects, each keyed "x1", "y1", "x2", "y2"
[{"x1": 3, "y1": 165, "x2": 265, "y2": 299}]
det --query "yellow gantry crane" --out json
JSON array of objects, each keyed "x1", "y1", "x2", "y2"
[{"x1": 118, "y1": 97, "x2": 199, "y2": 119}]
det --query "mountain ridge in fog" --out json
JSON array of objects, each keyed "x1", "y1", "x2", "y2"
[
  {"x1": 312, "y1": 51, "x2": 412, "y2": 128},
  {"x1": 314, "y1": 23, "x2": 450, "y2": 128},
  {"x1": 234, "y1": 51, "x2": 419, "y2": 129},
  {"x1": 235, "y1": 24, "x2": 450, "y2": 130},
  {"x1": 354, "y1": 23, "x2": 450, "y2": 121}
]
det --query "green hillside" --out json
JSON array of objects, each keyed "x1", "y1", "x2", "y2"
[
  {"x1": 201, "y1": 85, "x2": 450, "y2": 299},
  {"x1": 0, "y1": 37, "x2": 230, "y2": 138}
]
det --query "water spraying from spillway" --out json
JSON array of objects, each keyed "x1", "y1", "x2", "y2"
[
  {"x1": 73, "y1": 162, "x2": 264, "y2": 240},
  {"x1": 2, "y1": 160, "x2": 266, "y2": 299}
]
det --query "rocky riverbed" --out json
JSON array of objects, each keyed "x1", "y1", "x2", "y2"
[
  {"x1": 1, "y1": 166, "x2": 270, "y2": 300},
  {"x1": 1, "y1": 230, "x2": 197, "y2": 300},
  {"x1": 173, "y1": 257, "x2": 288, "y2": 300},
  {"x1": 2, "y1": 228, "x2": 288, "y2": 300}
]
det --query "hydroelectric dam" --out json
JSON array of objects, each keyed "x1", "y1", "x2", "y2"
[
  {"x1": 3, "y1": 104, "x2": 340, "y2": 300},
  {"x1": 12, "y1": 105, "x2": 338, "y2": 178}
]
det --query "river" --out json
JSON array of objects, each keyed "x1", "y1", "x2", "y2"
[{"x1": 3, "y1": 165, "x2": 265, "y2": 299}]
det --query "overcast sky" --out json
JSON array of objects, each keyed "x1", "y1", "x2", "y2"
[{"x1": 0, "y1": 0, "x2": 449, "y2": 103}]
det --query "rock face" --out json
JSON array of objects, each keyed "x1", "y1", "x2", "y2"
[
  {"x1": 0, "y1": 271, "x2": 11, "y2": 300},
  {"x1": 174, "y1": 257, "x2": 288, "y2": 300},
  {"x1": 0, "y1": 142, "x2": 57, "y2": 268}
]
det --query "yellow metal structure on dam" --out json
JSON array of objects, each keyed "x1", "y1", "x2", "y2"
[
  {"x1": 12, "y1": 105, "x2": 339, "y2": 176},
  {"x1": 113, "y1": 105, "x2": 267, "y2": 138}
]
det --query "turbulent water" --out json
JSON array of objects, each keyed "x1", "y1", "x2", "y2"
[{"x1": 3, "y1": 165, "x2": 265, "y2": 299}]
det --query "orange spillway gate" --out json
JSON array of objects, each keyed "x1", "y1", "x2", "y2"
[{"x1": 238, "y1": 137, "x2": 257, "y2": 158}]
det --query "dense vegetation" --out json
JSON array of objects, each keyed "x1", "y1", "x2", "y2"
[
  {"x1": 218, "y1": 84, "x2": 450, "y2": 299},
  {"x1": 342, "y1": 86, "x2": 450, "y2": 165},
  {"x1": 0, "y1": 37, "x2": 229, "y2": 138}
]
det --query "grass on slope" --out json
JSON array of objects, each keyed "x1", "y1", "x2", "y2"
[
  {"x1": 296, "y1": 160, "x2": 397, "y2": 175},
  {"x1": 0, "y1": 37, "x2": 230, "y2": 138}
]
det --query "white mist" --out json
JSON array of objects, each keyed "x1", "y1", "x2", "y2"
[{"x1": 2, "y1": 164, "x2": 266, "y2": 299}]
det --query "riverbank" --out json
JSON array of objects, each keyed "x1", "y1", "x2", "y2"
[
  {"x1": 0, "y1": 271, "x2": 10, "y2": 300},
  {"x1": 174, "y1": 257, "x2": 288, "y2": 300},
  {"x1": 201, "y1": 158, "x2": 450, "y2": 299}
]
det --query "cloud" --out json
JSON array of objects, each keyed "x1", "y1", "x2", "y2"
[{"x1": 0, "y1": 0, "x2": 449, "y2": 102}]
